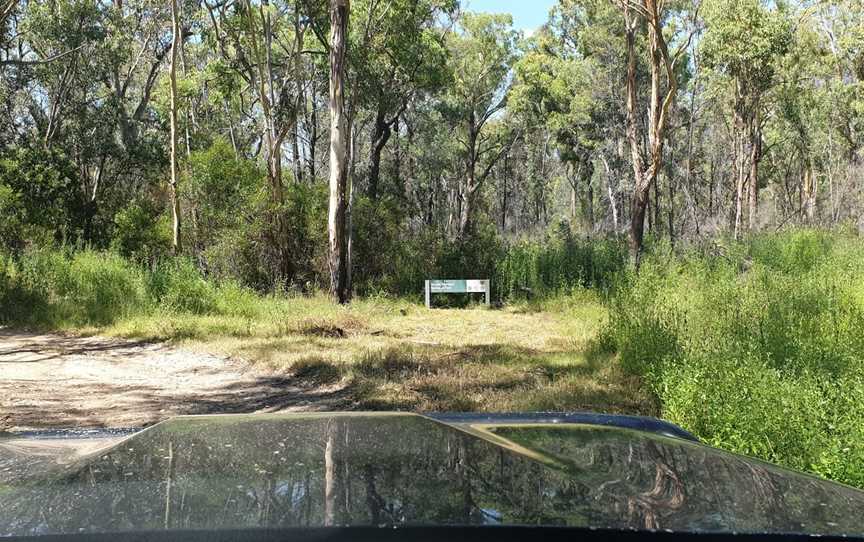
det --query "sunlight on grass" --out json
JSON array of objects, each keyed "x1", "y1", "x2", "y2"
[{"x1": 98, "y1": 291, "x2": 654, "y2": 415}]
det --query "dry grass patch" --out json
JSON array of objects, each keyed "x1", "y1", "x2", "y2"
[{"x1": 98, "y1": 292, "x2": 654, "y2": 415}]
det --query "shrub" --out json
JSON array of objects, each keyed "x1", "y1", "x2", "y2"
[
  {"x1": 0, "y1": 247, "x2": 146, "y2": 326},
  {"x1": 0, "y1": 147, "x2": 87, "y2": 245},
  {"x1": 147, "y1": 258, "x2": 217, "y2": 314},
  {"x1": 606, "y1": 229, "x2": 864, "y2": 488},
  {"x1": 496, "y1": 223, "x2": 626, "y2": 300},
  {"x1": 111, "y1": 200, "x2": 172, "y2": 264}
]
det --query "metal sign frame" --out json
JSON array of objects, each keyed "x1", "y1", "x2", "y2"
[{"x1": 424, "y1": 279, "x2": 490, "y2": 308}]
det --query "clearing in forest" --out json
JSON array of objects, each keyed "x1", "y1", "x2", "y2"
[{"x1": 0, "y1": 296, "x2": 653, "y2": 430}]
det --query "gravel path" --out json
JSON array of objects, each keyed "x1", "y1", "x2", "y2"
[{"x1": 0, "y1": 329, "x2": 346, "y2": 431}]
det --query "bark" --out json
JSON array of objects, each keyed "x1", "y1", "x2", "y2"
[
  {"x1": 244, "y1": 0, "x2": 284, "y2": 202},
  {"x1": 621, "y1": 0, "x2": 687, "y2": 266},
  {"x1": 803, "y1": 159, "x2": 816, "y2": 223},
  {"x1": 309, "y1": 79, "x2": 318, "y2": 181},
  {"x1": 292, "y1": 0, "x2": 305, "y2": 184},
  {"x1": 747, "y1": 113, "x2": 761, "y2": 231},
  {"x1": 624, "y1": 6, "x2": 645, "y2": 263},
  {"x1": 684, "y1": 62, "x2": 701, "y2": 236},
  {"x1": 568, "y1": 165, "x2": 579, "y2": 220},
  {"x1": 734, "y1": 113, "x2": 746, "y2": 239},
  {"x1": 733, "y1": 79, "x2": 763, "y2": 238},
  {"x1": 585, "y1": 173, "x2": 595, "y2": 234},
  {"x1": 168, "y1": 0, "x2": 182, "y2": 254},
  {"x1": 457, "y1": 111, "x2": 512, "y2": 238},
  {"x1": 367, "y1": 105, "x2": 391, "y2": 200},
  {"x1": 601, "y1": 155, "x2": 620, "y2": 233},
  {"x1": 328, "y1": 0, "x2": 351, "y2": 304}
]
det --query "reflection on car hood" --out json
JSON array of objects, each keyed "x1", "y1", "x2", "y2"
[{"x1": 1, "y1": 412, "x2": 863, "y2": 538}]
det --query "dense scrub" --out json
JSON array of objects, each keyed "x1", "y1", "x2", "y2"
[{"x1": 604, "y1": 230, "x2": 864, "y2": 488}]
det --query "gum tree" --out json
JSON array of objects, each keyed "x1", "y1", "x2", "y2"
[{"x1": 701, "y1": 0, "x2": 790, "y2": 236}]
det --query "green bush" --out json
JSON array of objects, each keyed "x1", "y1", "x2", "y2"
[
  {"x1": 61, "y1": 251, "x2": 148, "y2": 325},
  {"x1": 111, "y1": 200, "x2": 172, "y2": 264},
  {"x1": 605, "y1": 229, "x2": 864, "y2": 488},
  {"x1": 147, "y1": 258, "x2": 218, "y2": 315},
  {"x1": 0, "y1": 147, "x2": 87, "y2": 246},
  {"x1": 0, "y1": 248, "x2": 147, "y2": 326},
  {"x1": 496, "y1": 222, "x2": 626, "y2": 300}
]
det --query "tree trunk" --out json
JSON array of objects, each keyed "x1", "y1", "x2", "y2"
[
  {"x1": 367, "y1": 105, "x2": 391, "y2": 200},
  {"x1": 309, "y1": 79, "x2": 318, "y2": 181},
  {"x1": 803, "y1": 159, "x2": 816, "y2": 223},
  {"x1": 168, "y1": 0, "x2": 182, "y2": 254},
  {"x1": 458, "y1": 173, "x2": 475, "y2": 238},
  {"x1": 458, "y1": 120, "x2": 478, "y2": 238},
  {"x1": 245, "y1": 0, "x2": 284, "y2": 202},
  {"x1": 292, "y1": 0, "x2": 305, "y2": 184},
  {"x1": 630, "y1": 185, "x2": 650, "y2": 268},
  {"x1": 621, "y1": 0, "x2": 679, "y2": 267},
  {"x1": 585, "y1": 174, "x2": 595, "y2": 235},
  {"x1": 624, "y1": 8, "x2": 647, "y2": 265},
  {"x1": 601, "y1": 156, "x2": 619, "y2": 233},
  {"x1": 748, "y1": 112, "x2": 761, "y2": 231},
  {"x1": 328, "y1": 0, "x2": 351, "y2": 304},
  {"x1": 568, "y1": 166, "x2": 579, "y2": 221},
  {"x1": 733, "y1": 96, "x2": 746, "y2": 240}
]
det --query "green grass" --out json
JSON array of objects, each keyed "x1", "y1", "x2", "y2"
[{"x1": 0, "y1": 247, "x2": 653, "y2": 415}]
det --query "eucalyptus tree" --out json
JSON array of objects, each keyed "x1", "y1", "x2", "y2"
[
  {"x1": 553, "y1": 0, "x2": 633, "y2": 235},
  {"x1": 612, "y1": 0, "x2": 697, "y2": 264},
  {"x1": 168, "y1": 0, "x2": 182, "y2": 252},
  {"x1": 329, "y1": 0, "x2": 350, "y2": 304},
  {"x1": 2, "y1": 0, "x2": 174, "y2": 244},
  {"x1": 701, "y1": 0, "x2": 791, "y2": 235},
  {"x1": 349, "y1": 0, "x2": 455, "y2": 201},
  {"x1": 510, "y1": 15, "x2": 608, "y2": 234},
  {"x1": 443, "y1": 12, "x2": 519, "y2": 238}
]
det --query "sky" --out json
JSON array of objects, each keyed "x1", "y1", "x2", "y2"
[{"x1": 464, "y1": 0, "x2": 558, "y2": 32}]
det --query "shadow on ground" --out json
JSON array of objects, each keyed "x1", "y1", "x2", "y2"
[{"x1": 0, "y1": 328, "x2": 654, "y2": 431}]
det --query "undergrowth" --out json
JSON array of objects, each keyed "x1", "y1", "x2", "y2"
[{"x1": 603, "y1": 229, "x2": 864, "y2": 488}]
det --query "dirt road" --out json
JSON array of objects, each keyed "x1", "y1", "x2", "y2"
[{"x1": 0, "y1": 330, "x2": 347, "y2": 431}]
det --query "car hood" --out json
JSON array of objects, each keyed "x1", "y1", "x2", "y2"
[{"x1": 1, "y1": 412, "x2": 863, "y2": 538}]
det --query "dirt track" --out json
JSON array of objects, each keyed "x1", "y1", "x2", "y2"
[{"x1": 0, "y1": 329, "x2": 346, "y2": 431}]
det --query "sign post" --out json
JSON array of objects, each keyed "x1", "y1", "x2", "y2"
[{"x1": 425, "y1": 279, "x2": 490, "y2": 309}]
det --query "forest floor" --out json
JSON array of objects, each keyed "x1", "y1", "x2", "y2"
[{"x1": 0, "y1": 298, "x2": 655, "y2": 431}]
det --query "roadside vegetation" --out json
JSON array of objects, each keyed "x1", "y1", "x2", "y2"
[
  {"x1": 2, "y1": 229, "x2": 864, "y2": 489},
  {"x1": 3, "y1": 0, "x2": 864, "y2": 498}
]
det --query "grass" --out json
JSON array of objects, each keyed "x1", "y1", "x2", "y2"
[
  {"x1": 4, "y1": 230, "x2": 864, "y2": 490},
  {"x1": 98, "y1": 291, "x2": 653, "y2": 414}
]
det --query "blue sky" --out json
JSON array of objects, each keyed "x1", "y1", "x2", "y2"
[{"x1": 464, "y1": 0, "x2": 558, "y2": 31}]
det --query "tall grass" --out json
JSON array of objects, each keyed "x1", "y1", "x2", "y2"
[
  {"x1": 495, "y1": 234, "x2": 625, "y2": 299},
  {"x1": 604, "y1": 229, "x2": 864, "y2": 488},
  {"x1": 0, "y1": 247, "x2": 270, "y2": 328}
]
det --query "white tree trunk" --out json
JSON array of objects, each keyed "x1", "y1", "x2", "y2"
[
  {"x1": 328, "y1": 0, "x2": 351, "y2": 303},
  {"x1": 169, "y1": 0, "x2": 181, "y2": 253}
]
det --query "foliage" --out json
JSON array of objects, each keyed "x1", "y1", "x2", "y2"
[
  {"x1": 495, "y1": 223, "x2": 625, "y2": 298},
  {"x1": 0, "y1": 147, "x2": 87, "y2": 246},
  {"x1": 111, "y1": 200, "x2": 172, "y2": 264},
  {"x1": 701, "y1": 0, "x2": 792, "y2": 93},
  {"x1": 0, "y1": 248, "x2": 146, "y2": 326},
  {"x1": 604, "y1": 230, "x2": 864, "y2": 488}
]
